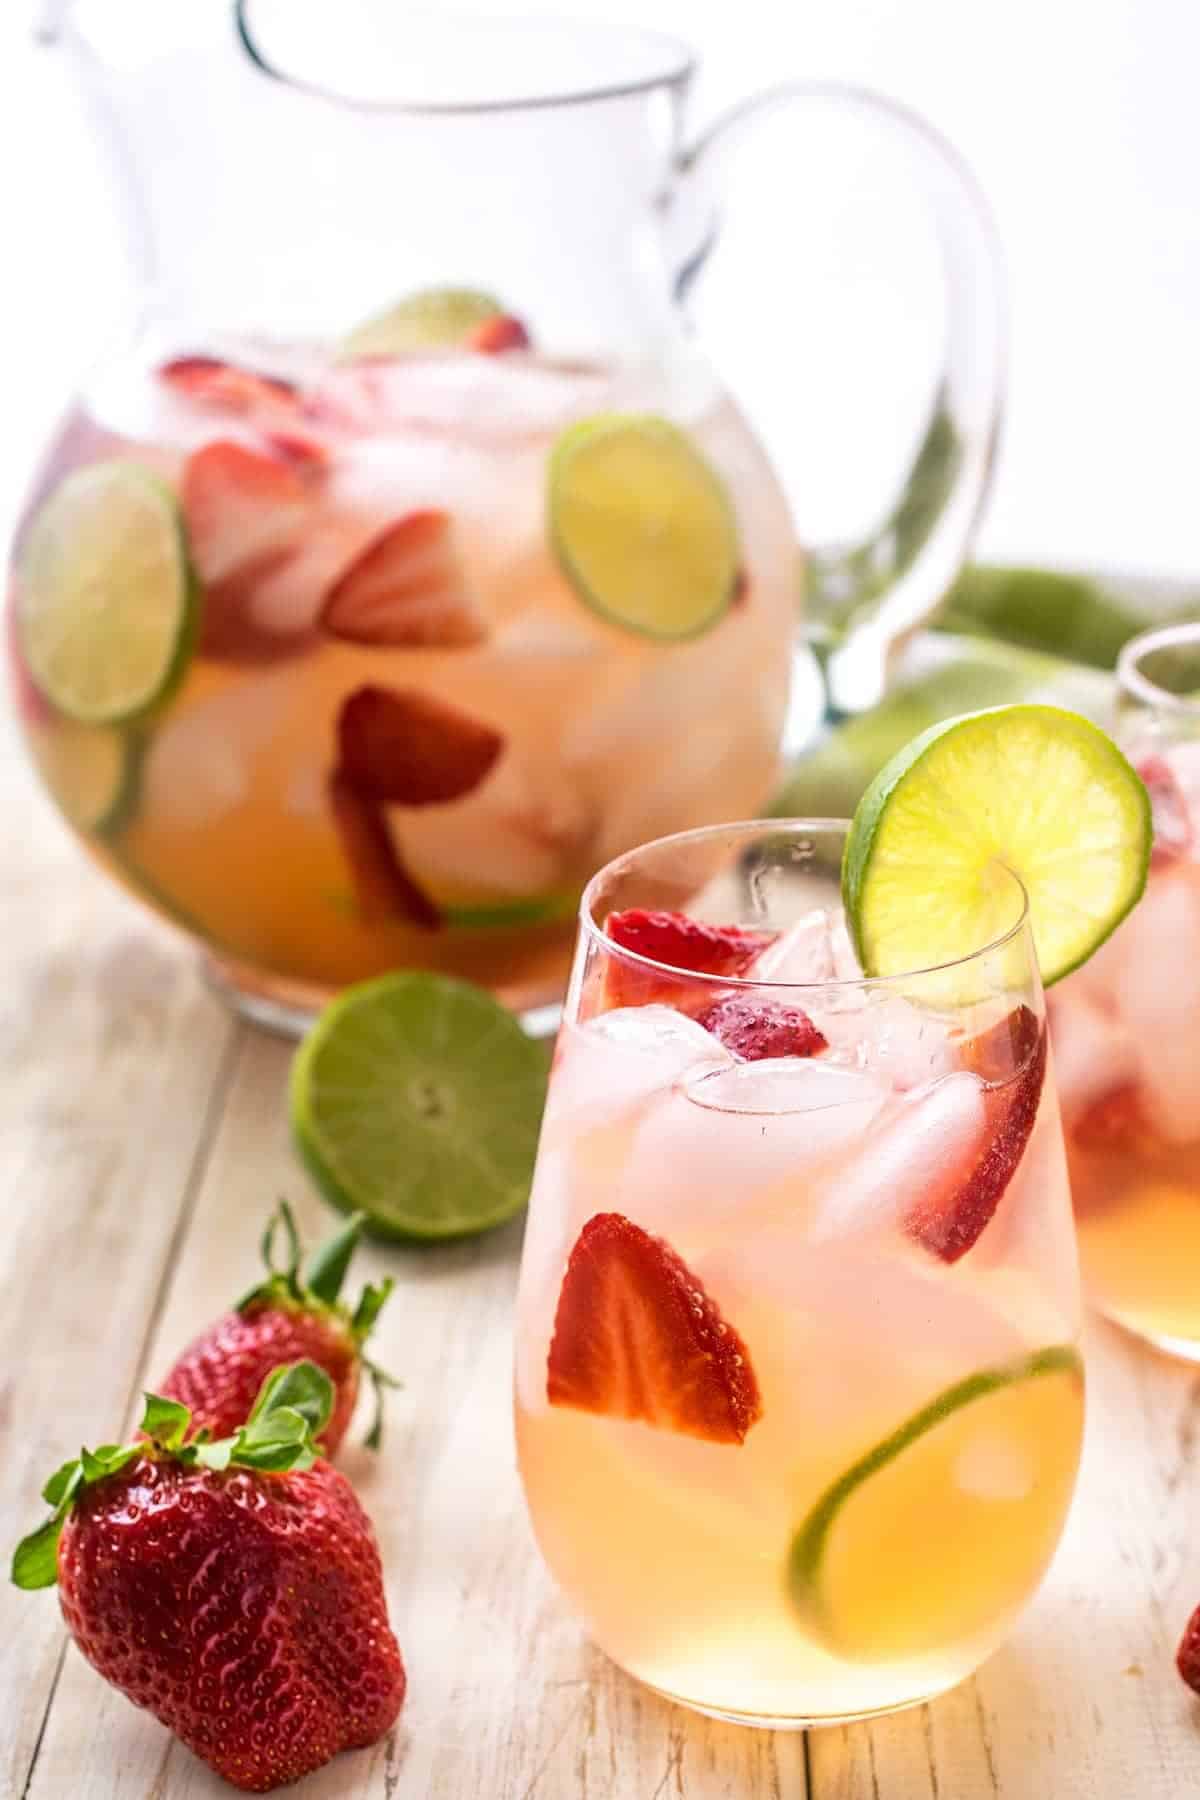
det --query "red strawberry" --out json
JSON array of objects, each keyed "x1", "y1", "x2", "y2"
[
  {"x1": 602, "y1": 908, "x2": 775, "y2": 1011},
  {"x1": 321, "y1": 509, "x2": 486, "y2": 648},
  {"x1": 547, "y1": 1212, "x2": 762, "y2": 1444},
  {"x1": 12, "y1": 1365, "x2": 405, "y2": 1793},
  {"x1": 262, "y1": 428, "x2": 332, "y2": 472},
  {"x1": 1071, "y1": 1081, "x2": 1157, "y2": 1155},
  {"x1": 1137, "y1": 753, "x2": 1192, "y2": 865},
  {"x1": 328, "y1": 771, "x2": 443, "y2": 929},
  {"x1": 336, "y1": 683, "x2": 504, "y2": 805},
  {"x1": 466, "y1": 313, "x2": 531, "y2": 354},
  {"x1": 181, "y1": 441, "x2": 317, "y2": 659},
  {"x1": 159, "y1": 355, "x2": 301, "y2": 416},
  {"x1": 904, "y1": 1005, "x2": 1047, "y2": 1262},
  {"x1": 160, "y1": 1202, "x2": 398, "y2": 1454},
  {"x1": 1178, "y1": 1603, "x2": 1200, "y2": 1694},
  {"x1": 697, "y1": 993, "x2": 827, "y2": 1061}
]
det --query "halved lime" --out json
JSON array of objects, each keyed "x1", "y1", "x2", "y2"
[
  {"x1": 788, "y1": 1344, "x2": 1083, "y2": 1660},
  {"x1": 547, "y1": 414, "x2": 739, "y2": 641},
  {"x1": 339, "y1": 287, "x2": 506, "y2": 359},
  {"x1": 28, "y1": 717, "x2": 137, "y2": 836},
  {"x1": 290, "y1": 972, "x2": 548, "y2": 1241},
  {"x1": 17, "y1": 463, "x2": 196, "y2": 725},
  {"x1": 843, "y1": 704, "x2": 1152, "y2": 987}
]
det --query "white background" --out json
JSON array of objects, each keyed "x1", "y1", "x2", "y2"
[{"x1": 0, "y1": 0, "x2": 1197, "y2": 576}]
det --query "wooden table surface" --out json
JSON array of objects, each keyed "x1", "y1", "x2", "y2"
[{"x1": 4, "y1": 721, "x2": 1200, "y2": 1800}]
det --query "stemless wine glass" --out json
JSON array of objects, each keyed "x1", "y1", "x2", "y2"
[
  {"x1": 1050, "y1": 621, "x2": 1200, "y2": 1358},
  {"x1": 514, "y1": 821, "x2": 1082, "y2": 1726}
]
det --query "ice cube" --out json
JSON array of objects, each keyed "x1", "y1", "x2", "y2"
[
  {"x1": 1111, "y1": 863, "x2": 1200, "y2": 1143},
  {"x1": 138, "y1": 670, "x2": 294, "y2": 830},
  {"x1": 617, "y1": 1058, "x2": 892, "y2": 1252},
  {"x1": 540, "y1": 1007, "x2": 732, "y2": 1150},
  {"x1": 748, "y1": 909, "x2": 837, "y2": 984},
  {"x1": 805, "y1": 1071, "x2": 989, "y2": 1243},
  {"x1": 1045, "y1": 986, "x2": 1139, "y2": 1123},
  {"x1": 818, "y1": 988, "x2": 959, "y2": 1092}
]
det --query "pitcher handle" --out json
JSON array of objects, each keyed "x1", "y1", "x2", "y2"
[{"x1": 679, "y1": 84, "x2": 1005, "y2": 715}]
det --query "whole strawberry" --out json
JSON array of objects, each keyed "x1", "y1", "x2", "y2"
[
  {"x1": 12, "y1": 1364, "x2": 406, "y2": 1793},
  {"x1": 161, "y1": 1201, "x2": 396, "y2": 1452}
]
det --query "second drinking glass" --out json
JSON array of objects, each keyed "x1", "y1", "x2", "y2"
[{"x1": 1050, "y1": 621, "x2": 1200, "y2": 1358}]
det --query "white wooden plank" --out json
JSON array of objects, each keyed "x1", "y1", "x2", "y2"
[
  {"x1": 809, "y1": 1319, "x2": 1200, "y2": 1798},
  {"x1": 0, "y1": 733, "x2": 236, "y2": 1797},
  {"x1": 25, "y1": 1030, "x2": 808, "y2": 1798}
]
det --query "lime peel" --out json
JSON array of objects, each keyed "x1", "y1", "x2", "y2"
[
  {"x1": 788, "y1": 1343, "x2": 1083, "y2": 1646},
  {"x1": 842, "y1": 704, "x2": 1152, "y2": 988}
]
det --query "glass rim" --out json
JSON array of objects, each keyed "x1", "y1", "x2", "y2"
[
  {"x1": 579, "y1": 817, "x2": 1033, "y2": 994},
  {"x1": 235, "y1": 6, "x2": 696, "y2": 116},
  {"x1": 1117, "y1": 619, "x2": 1200, "y2": 717}
]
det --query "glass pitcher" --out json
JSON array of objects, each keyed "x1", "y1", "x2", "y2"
[{"x1": 10, "y1": 2, "x2": 1004, "y2": 1030}]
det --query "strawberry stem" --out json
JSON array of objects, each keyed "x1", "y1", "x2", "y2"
[{"x1": 10, "y1": 1363, "x2": 334, "y2": 1593}]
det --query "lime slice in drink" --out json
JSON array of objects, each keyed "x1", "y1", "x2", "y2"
[
  {"x1": 29, "y1": 717, "x2": 137, "y2": 836},
  {"x1": 290, "y1": 972, "x2": 548, "y2": 1241},
  {"x1": 788, "y1": 1344, "x2": 1083, "y2": 1659},
  {"x1": 843, "y1": 703, "x2": 1152, "y2": 987},
  {"x1": 17, "y1": 463, "x2": 196, "y2": 726},
  {"x1": 339, "y1": 287, "x2": 508, "y2": 358},
  {"x1": 547, "y1": 414, "x2": 740, "y2": 641}
]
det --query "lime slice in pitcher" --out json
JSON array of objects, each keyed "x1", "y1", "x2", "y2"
[
  {"x1": 548, "y1": 414, "x2": 740, "y2": 641},
  {"x1": 339, "y1": 287, "x2": 509, "y2": 358},
  {"x1": 29, "y1": 717, "x2": 137, "y2": 836},
  {"x1": 842, "y1": 704, "x2": 1152, "y2": 987},
  {"x1": 17, "y1": 463, "x2": 196, "y2": 725},
  {"x1": 788, "y1": 1344, "x2": 1083, "y2": 1659},
  {"x1": 290, "y1": 972, "x2": 548, "y2": 1242}
]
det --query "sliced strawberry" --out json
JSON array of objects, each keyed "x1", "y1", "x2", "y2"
[
  {"x1": 466, "y1": 314, "x2": 531, "y2": 354},
  {"x1": 262, "y1": 428, "x2": 332, "y2": 472},
  {"x1": 603, "y1": 909, "x2": 775, "y2": 1010},
  {"x1": 1137, "y1": 753, "x2": 1192, "y2": 865},
  {"x1": 547, "y1": 1212, "x2": 762, "y2": 1444},
  {"x1": 321, "y1": 510, "x2": 487, "y2": 649},
  {"x1": 159, "y1": 355, "x2": 300, "y2": 415},
  {"x1": 1071, "y1": 1081, "x2": 1158, "y2": 1156},
  {"x1": 181, "y1": 441, "x2": 318, "y2": 659},
  {"x1": 696, "y1": 994, "x2": 827, "y2": 1061},
  {"x1": 328, "y1": 771, "x2": 441, "y2": 929},
  {"x1": 182, "y1": 440, "x2": 312, "y2": 586},
  {"x1": 336, "y1": 684, "x2": 504, "y2": 806},
  {"x1": 1178, "y1": 1604, "x2": 1200, "y2": 1695},
  {"x1": 904, "y1": 1005, "x2": 1047, "y2": 1262}
]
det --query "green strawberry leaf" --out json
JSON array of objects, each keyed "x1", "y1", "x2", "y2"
[
  {"x1": 250, "y1": 1361, "x2": 333, "y2": 1436},
  {"x1": 11, "y1": 1517, "x2": 64, "y2": 1591},
  {"x1": 362, "y1": 1356, "x2": 403, "y2": 1452},
  {"x1": 305, "y1": 1212, "x2": 365, "y2": 1306},
  {"x1": 140, "y1": 1393, "x2": 191, "y2": 1450},
  {"x1": 351, "y1": 1278, "x2": 393, "y2": 1340},
  {"x1": 195, "y1": 1361, "x2": 333, "y2": 1476},
  {"x1": 41, "y1": 1460, "x2": 83, "y2": 1510}
]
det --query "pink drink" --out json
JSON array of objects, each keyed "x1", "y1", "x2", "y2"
[
  {"x1": 9, "y1": 330, "x2": 796, "y2": 1018},
  {"x1": 515, "y1": 823, "x2": 1083, "y2": 1725},
  {"x1": 1050, "y1": 645, "x2": 1200, "y2": 1357}
]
